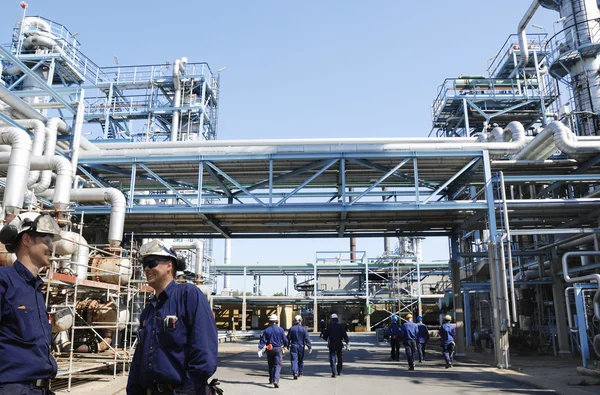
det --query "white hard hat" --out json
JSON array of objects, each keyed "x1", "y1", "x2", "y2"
[
  {"x1": 140, "y1": 239, "x2": 177, "y2": 260},
  {"x1": 294, "y1": 315, "x2": 302, "y2": 322},
  {"x1": 330, "y1": 313, "x2": 338, "y2": 320},
  {"x1": 0, "y1": 212, "x2": 61, "y2": 252},
  {"x1": 269, "y1": 314, "x2": 278, "y2": 322}
]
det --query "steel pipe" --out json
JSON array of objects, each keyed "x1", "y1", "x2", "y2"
[{"x1": 0, "y1": 126, "x2": 32, "y2": 218}]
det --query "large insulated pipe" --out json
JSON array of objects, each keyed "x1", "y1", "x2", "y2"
[
  {"x1": 562, "y1": 250, "x2": 600, "y2": 357},
  {"x1": 0, "y1": 127, "x2": 32, "y2": 218},
  {"x1": 12, "y1": 119, "x2": 46, "y2": 187},
  {"x1": 223, "y1": 239, "x2": 231, "y2": 290},
  {"x1": 70, "y1": 233, "x2": 90, "y2": 280},
  {"x1": 31, "y1": 119, "x2": 61, "y2": 194},
  {"x1": 29, "y1": 155, "x2": 72, "y2": 210},
  {"x1": 172, "y1": 241, "x2": 204, "y2": 278},
  {"x1": 171, "y1": 58, "x2": 187, "y2": 142},
  {"x1": 80, "y1": 122, "x2": 527, "y2": 158},
  {"x1": 518, "y1": 1, "x2": 541, "y2": 69},
  {"x1": 40, "y1": 188, "x2": 126, "y2": 246},
  {"x1": 0, "y1": 154, "x2": 72, "y2": 209},
  {"x1": 514, "y1": 121, "x2": 600, "y2": 160}
]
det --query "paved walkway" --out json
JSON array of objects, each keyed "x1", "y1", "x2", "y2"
[{"x1": 51, "y1": 333, "x2": 600, "y2": 394}]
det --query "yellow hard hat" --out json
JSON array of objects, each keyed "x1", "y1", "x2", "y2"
[
  {"x1": 444, "y1": 314, "x2": 452, "y2": 321},
  {"x1": 405, "y1": 313, "x2": 413, "y2": 320}
]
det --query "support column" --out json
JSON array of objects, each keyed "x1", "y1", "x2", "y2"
[
  {"x1": 242, "y1": 266, "x2": 247, "y2": 331},
  {"x1": 483, "y1": 151, "x2": 510, "y2": 368},
  {"x1": 550, "y1": 258, "x2": 570, "y2": 356},
  {"x1": 450, "y1": 235, "x2": 465, "y2": 355}
]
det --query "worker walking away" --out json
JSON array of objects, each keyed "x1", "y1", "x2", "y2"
[
  {"x1": 402, "y1": 313, "x2": 419, "y2": 371},
  {"x1": 258, "y1": 314, "x2": 289, "y2": 388},
  {"x1": 318, "y1": 319, "x2": 326, "y2": 338},
  {"x1": 0, "y1": 213, "x2": 62, "y2": 395},
  {"x1": 416, "y1": 316, "x2": 430, "y2": 362},
  {"x1": 322, "y1": 313, "x2": 349, "y2": 378},
  {"x1": 439, "y1": 315, "x2": 456, "y2": 368},
  {"x1": 287, "y1": 315, "x2": 312, "y2": 379},
  {"x1": 127, "y1": 240, "x2": 220, "y2": 395},
  {"x1": 388, "y1": 315, "x2": 402, "y2": 361}
]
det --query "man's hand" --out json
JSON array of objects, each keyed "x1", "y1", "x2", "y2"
[
  {"x1": 308, "y1": 348, "x2": 313, "y2": 354},
  {"x1": 345, "y1": 343, "x2": 350, "y2": 351},
  {"x1": 258, "y1": 350, "x2": 263, "y2": 358},
  {"x1": 208, "y1": 378, "x2": 224, "y2": 395}
]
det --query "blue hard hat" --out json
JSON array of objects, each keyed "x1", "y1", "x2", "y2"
[
  {"x1": 391, "y1": 315, "x2": 398, "y2": 322},
  {"x1": 417, "y1": 316, "x2": 423, "y2": 321}
]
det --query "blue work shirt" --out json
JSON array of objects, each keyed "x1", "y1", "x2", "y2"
[
  {"x1": 402, "y1": 321, "x2": 419, "y2": 343},
  {"x1": 258, "y1": 324, "x2": 289, "y2": 349},
  {"x1": 127, "y1": 281, "x2": 218, "y2": 394},
  {"x1": 439, "y1": 322, "x2": 456, "y2": 346},
  {"x1": 388, "y1": 322, "x2": 402, "y2": 339},
  {"x1": 287, "y1": 323, "x2": 312, "y2": 349},
  {"x1": 0, "y1": 260, "x2": 57, "y2": 383},
  {"x1": 322, "y1": 321, "x2": 349, "y2": 349},
  {"x1": 417, "y1": 322, "x2": 430, "y2": 343}
]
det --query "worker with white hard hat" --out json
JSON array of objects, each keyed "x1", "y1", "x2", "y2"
[
  {"x1": 439, "y1": 314, "x2": 456, "y2": 368},
  {"x1": 0, "y1": 212, "x2": 62, "y2": 393},
  {"x1": 127, "y1": 239, "x2": 221, "y2": 394},
  {"x1": 322, "y1": 313, "x2": 349, "y2": 378},
  {"x1": 286, "y1": 314, "x2": 313, "y2": 379},
  {"x1": 258, "y1": 314, "x2": 289, "y2": 388}
]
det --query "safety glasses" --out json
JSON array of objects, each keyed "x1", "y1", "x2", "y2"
[{"x1": 142, "y1": 257, "x2": 170, "y2": 269}]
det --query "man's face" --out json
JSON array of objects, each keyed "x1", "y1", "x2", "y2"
[
  {"x1": 143, "y1": 255, "x2": 173, "y2": 288},
  {"x1": 24, "y1": 232, "x2": 54, "y2": 268}
]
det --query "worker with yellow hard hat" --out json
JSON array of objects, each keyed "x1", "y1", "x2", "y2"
[
  {"x1": 439, "y1": 314, "x2": 456, "y2": 368},
  {"x1": 402, "y1": 313, "x2": 419, "y2": 370}
]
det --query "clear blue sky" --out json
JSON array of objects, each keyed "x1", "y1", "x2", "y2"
[{"x1": 1, "y1": 1, "x2": 559, "y2": 294}]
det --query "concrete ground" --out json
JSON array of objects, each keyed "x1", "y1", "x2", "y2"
[{"x1": 52, "y1": 333, "x2": 600, "y2": 394}]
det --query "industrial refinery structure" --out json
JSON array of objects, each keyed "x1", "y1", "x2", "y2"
[{"x1": 1, "y1": 0, "x2": 600, "y2": 389}]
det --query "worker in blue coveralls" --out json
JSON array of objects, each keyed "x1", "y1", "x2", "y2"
[
  {"x1": 439, "y1": 314, "x2": 456, "y2": 368},
  {"x1": 322, "y1": 313, "x2": 349, "y2": 378},
  {"x1": 258, "y1": 314, "x2": 289, "y2": 388},
  {"x1": 388, "y1": 315, "x2": 402, "y2": 361},
  {"x1": 127, "y1": 240, "x2": 220, "y2": 395},
  {"x1": 287, "y1": 315, "x2": 313, "y2": 379},
  {"x1": 402, "y1": 313, "x2": 419, "y2": 371},
  {"x1": 0, "y1": 213, "x2": 62, "y2": 395},
  {"x1": 416, "y1": 316, "x2": 430, "y2": 362}
]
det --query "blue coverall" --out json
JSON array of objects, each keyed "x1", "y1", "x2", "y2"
[
  {"x1": 388, "y1": 322, "x2": 403, "y2": 361},
  {"x1": 416, "y1": 322, "x2": 430, "y2": 362},
  {"x1": 402, "y1": 321, "x2": 419, "y2": 369},
  {"x1": 439, "y1": 322, "x2": 456, "y2": 367},
  {"x1": 287, "y1": 323, "x2": 312, "y2": 377},
  {"x1": 322, "y1": 321, "x2": 349, "y2": 377},
  {"x1": 127, "y1": 280, "x2": 218, "y2": 395},
  {"x1": 258, "y1": 324, "x2": 289, "y2": 385},
  {"x1": 0, "y1": 261, "x2": 57, "y2": 395}
]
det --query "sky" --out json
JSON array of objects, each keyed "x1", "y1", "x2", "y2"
[{"x1": 0, "y1": 1, "x2": 560, "y2": 294}]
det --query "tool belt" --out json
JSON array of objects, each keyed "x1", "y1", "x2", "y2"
[{"x1": 26, "y1": 379, "x2": 50, "y2": 389}]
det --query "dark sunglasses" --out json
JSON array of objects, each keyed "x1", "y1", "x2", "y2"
[{"x1": 142, "y1": 257, "x2": 169, "y2": 269}]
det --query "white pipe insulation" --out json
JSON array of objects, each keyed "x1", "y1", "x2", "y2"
[
  {"x1": 514, "y1": 121, "x2": 600, "y2": 160},
  {"x1": 0, "y1": 154, "x2": 72, "y2": 209},
  {"x1": 11, "y1": 119, "x2": 46, "y2": 187},
  {"x1": 0, "y1": 127, "x2": 32, "y2": 218},
  {"x1": 518, "y1": 1, "x2": 540, "y2": 69},
  {"x1": 171, "y1": 58, "x2": 187, "y2": 142},
  {"x1": 40, "y1": 187, "x2": 126, "y2": 246},
  {"x1": 81, "y1": 121, "x2": 527, "y2": 158},
  {"x1": 171, "y1": 241, "x2": 204, "y2": 278}
]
